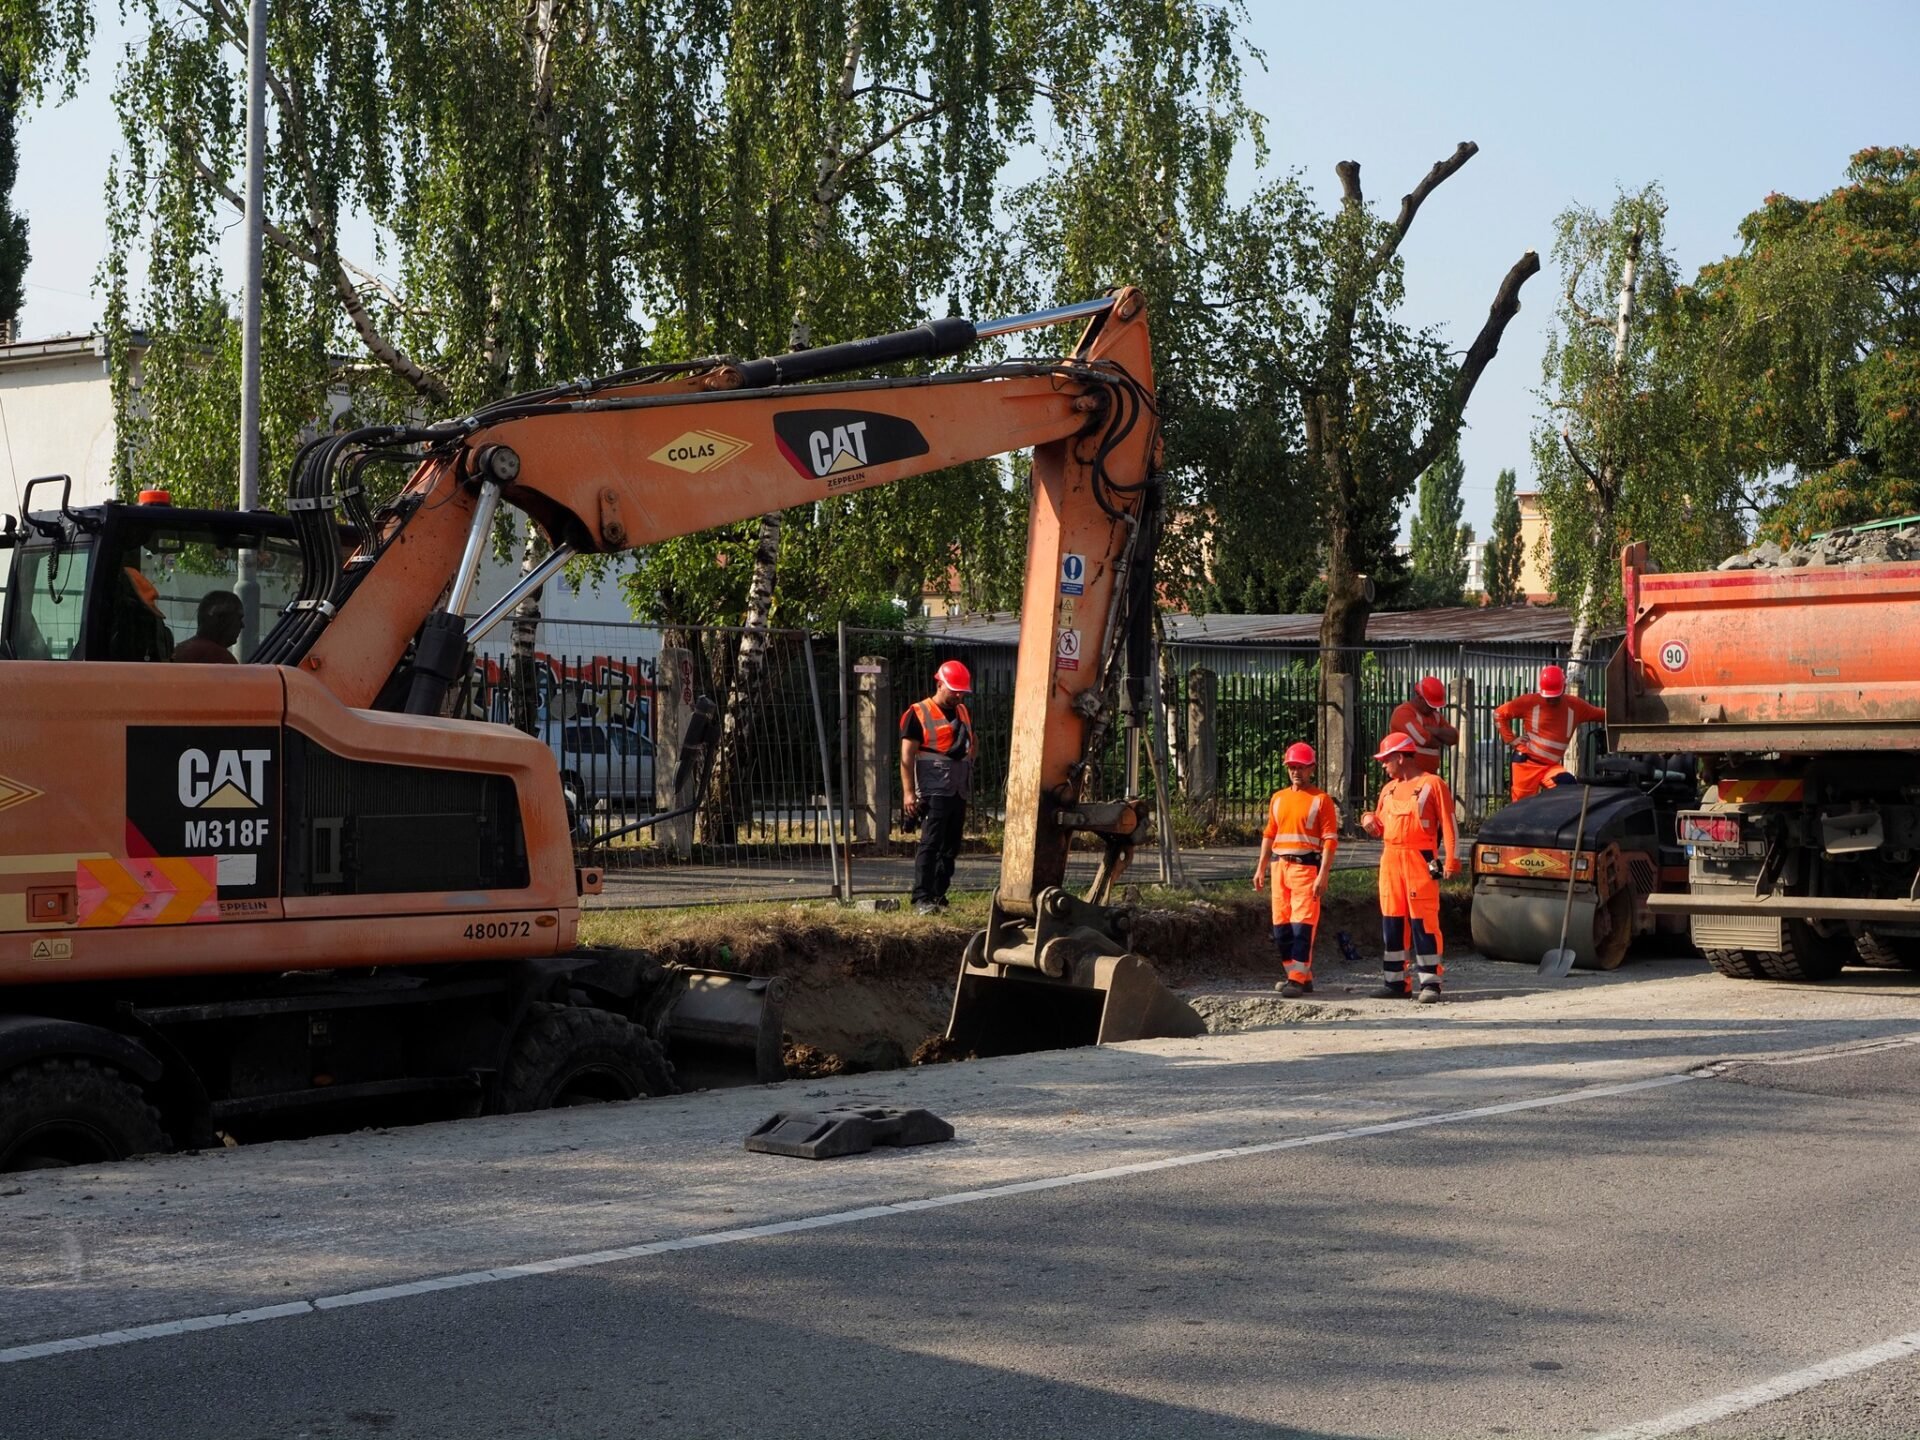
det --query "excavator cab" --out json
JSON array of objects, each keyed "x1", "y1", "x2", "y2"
[{"x1": 0, "y1": 477, "x2": 329, "y2": 665}]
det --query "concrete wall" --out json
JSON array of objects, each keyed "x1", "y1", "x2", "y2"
[{"x1": 0, "y1": 338, "x2": 119, "y2": 511}]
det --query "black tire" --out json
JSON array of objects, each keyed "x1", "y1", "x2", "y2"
[
  {"x1": 495, "y1": 1003, "x2": 677, "y2": 1114},
  {"x1": 0, "y1": 1058, "x2": 171, "y2": 1172},
  {"x1": 1855, "y1": 930, "x2": 1920, "y2": 971},
  {"x1": 1704, "y1": 948, "x2": 1765, "y2": 979},
  {"x1": 1752, "y1": 921, "x2": 1849, "y2": 983}
]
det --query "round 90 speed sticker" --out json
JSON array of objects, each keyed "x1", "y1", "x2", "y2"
[{"x1": 1658, "y1": 639, "x2": 1689, "y2": 673}]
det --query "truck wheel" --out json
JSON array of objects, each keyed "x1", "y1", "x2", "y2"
[
  {"x1": 1855, "y1": 931, "x2": 1920, "y2": 970},
  {"x1": 1753, "y1": 921, "x2": 1848, "y2": 983},
  {"x1": 1704, "y1": 949, "x2": 1765, "y2": 979},
  {"x1": 0, "y1": 1059, "x2": 171, "y2": 1172},
  {"x1": 495, "y1": 1003, "x2": 677, "y2": 1113}
]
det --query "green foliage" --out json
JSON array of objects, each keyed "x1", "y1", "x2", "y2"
[
  {"x1": 87, "y1": 0, "x2": 1260, "y2": 628},
  {"x1": 1682, "y1": 147, "x2": 1920, "y2": 540},
  {"x1": 1406, "y1": 440, "x2": 1469, "y2": 607},
  {"x1": 1534, "y1": 183, "x2": 1744, "y2": 629},
  {"x1": 0, "y1": 68, "x2": 25, "y2": 333},
  {"x1": 0, "y1": 0, "x2": 93, "y2": 102},
  {"x1": 1483, "y1": 466, "x2": 1523, "y2": 605}
]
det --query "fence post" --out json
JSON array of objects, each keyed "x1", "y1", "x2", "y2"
[
  {"x1": 1184, "y1": 666, "x2": 1217, "y2": 799},
  {"x1": 1454, "y1": 674, "x2": 1475, "y2": 821},
  {"x1": 837, "y1": 621, "x2": 853, "y2": 896},
  {"x1": 853, "y1": 655, "x2": 892, "y2": 844},
  {"x1": 653, "y1": 646, "x2": 697, "y2": 859},
  {"x1": 801, "y1": 634, "x2": 843, "y2": 899}
]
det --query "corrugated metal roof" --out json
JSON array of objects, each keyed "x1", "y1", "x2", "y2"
[{"x1": 925, "y1": 606, "x2": 1590, "y2": 647}]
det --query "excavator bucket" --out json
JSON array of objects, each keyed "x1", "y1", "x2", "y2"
[{"x1": 946, "y1": 889, "x2": 1205, "y2": 1058}]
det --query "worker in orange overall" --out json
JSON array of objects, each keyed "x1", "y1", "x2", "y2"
[
  {"x1": 1495, "y1": 664, "x2": 1604, "y2": 801},
  {"x1": 1252, "y1": 741, "x2": 1339, "y2": 998},
  {"x1": 1386, "y1": 675, "x2": 1457, "y2": 775},
  {"x1": 1361, "y1": 732, "x2": 1459, "y2": 1004}
]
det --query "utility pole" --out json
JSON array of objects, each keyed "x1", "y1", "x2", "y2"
[{"x1": 236, "y1": 0, "x2": 269, "y2": 654}]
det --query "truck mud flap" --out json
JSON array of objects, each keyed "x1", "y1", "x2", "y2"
[
  {"x1": 946, "y1": 951, "x2": 1205, "y2": 1058},
  {"x1": 655, "y1": 970, "x2": 790, "y2": 1086}
]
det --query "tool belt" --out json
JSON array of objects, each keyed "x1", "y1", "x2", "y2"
[{"x1": 1277, "y1": 853, "x2": 1320, "y2": 868}]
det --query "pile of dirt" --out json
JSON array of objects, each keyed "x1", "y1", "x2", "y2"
[{"x1": 1717, "y1": 519, "x2": 1920, "y2": 570}]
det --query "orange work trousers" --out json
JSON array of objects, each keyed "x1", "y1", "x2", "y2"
[
  {"x1": 1377, "y1": 843, "x2": 1443, "y2": 994},
  {"x1": 1509, "y1": 758, "x2": 1574, "y2": 802},
  {"x1": 1269, "y1": 858, "x2": 1322, "y2": 986}
]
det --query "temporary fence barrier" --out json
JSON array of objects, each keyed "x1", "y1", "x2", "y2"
[{"x1": 455, "y1": 617, "x2": 1612, "y2": 906}]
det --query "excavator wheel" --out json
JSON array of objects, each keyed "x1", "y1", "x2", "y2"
[
  {"x1": 0, "y1": 1058, "x2": 171, "y2": 1172},
  {"x1": 1751, "y1": 922, "x2": 1849, "y2": 984},
  {"x1": 495, "y1": 1003, "x2": 678, "y2": 1113},
  {"x1": 1854, "y1": 930, "x2": 1920, "y2": 970},
  {"x1": 1703, "y1": 949, "x2": 1766, "y2": 980}
]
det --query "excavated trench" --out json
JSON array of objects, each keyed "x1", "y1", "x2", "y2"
[{"x1": 621, "y1": 888, "x2": 1475, "y2": 1080}]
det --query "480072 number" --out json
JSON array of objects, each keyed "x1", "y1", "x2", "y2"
[{"x1": 463, "y1": 920, "x2": 533, "y2": 941}]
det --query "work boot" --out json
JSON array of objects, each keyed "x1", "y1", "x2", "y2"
[
  {"x1": 1372, "y1": 982, "x2": 1411, "y2": 1000},
  {"x1": 1416, "y1": 986, "x2": 1443, "y2": 1005},
  {"x1": 913, "y1": 901, "x2": 941, "y2": 916},
  {"x1": 1277, "y1": 980, "x2": 1313, "y2": 998}
]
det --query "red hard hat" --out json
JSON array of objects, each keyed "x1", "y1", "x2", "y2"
[
  {"x1": 1284, "y1": 741, "x2": 1316, "y2": 767},
  {"x1": 1374, "y1": 732, "x2": 1419, "y2": 762},
  {"x1": 1416, "y1": 675, "x2": 1446, "y2": 708},
  {"x1": 1539, "y1": 664, "x2": 1567, "y2": 698},
  {"x1": 936, "y1": 659, "x2": 972, "y2": 693}
]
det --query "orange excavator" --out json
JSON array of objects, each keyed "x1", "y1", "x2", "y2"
[{"x1": 0, "y1": 291, "x2": 1201, "y2": 1169}]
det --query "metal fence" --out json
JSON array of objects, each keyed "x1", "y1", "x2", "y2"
[{"x1": 453, "y1": 617, "x2": 1612, "y2": 906}]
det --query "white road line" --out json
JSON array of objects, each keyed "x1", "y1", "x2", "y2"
[
  {"x1": 0, "y1": 1072, "x2": 1694, "y2": 1367},
  {"x1": 1595, "y1": 1329, "x2": 1920, "y2": 1439}
]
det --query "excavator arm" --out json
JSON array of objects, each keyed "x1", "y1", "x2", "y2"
[{"x1": 268, "y1": 288, "x2": 1198, "y2": 1050}]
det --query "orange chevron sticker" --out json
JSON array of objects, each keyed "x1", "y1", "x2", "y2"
[
  {"x1": 1718, "y1": 779, "x2": 1806, "y2": 804},
  {"x1": 77, "y1": 857, "x2": 219, "y2": 927},
  {"x1": 0, "y1": 773, "x2": 43, "y2": 815}
]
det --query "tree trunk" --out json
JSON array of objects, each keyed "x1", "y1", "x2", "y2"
[
  {"x1": 508, "y1": 522, "x2": 546, "y2": 736},
  {"x1": 707, "y1": 26, "x2": 863, "y2": 840},
  {"x1": 1567, "y1": 228, "x2": 1643, "y2": 696}
]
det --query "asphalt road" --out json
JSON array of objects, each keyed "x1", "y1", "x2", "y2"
[{"x1": 3, "y1": 959, "x2": 1918, "y2": 1439}]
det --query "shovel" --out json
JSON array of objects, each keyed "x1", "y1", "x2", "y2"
[{"x1": 1539, "y1": 783, "x2": 1592, "y2": 979}]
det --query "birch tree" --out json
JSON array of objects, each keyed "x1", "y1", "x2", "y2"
[{"x1": 1534, "y1": 184, "x2": 1742, "y2": 674}]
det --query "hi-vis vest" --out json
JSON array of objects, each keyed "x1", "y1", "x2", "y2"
[
  {"x1": 1378, "y1": 774, "x2": 1449, "y2": 850},
  {"x1": 1496, "y1": 693, "x2": 1604, "y2": 765},
  {"x1": 1389, "y1": 699, "x2": 1445, "y2": 773},
  {"x1": 1264, "y1": 785, "x2": 1337, "y2": 861},
  {"x1": 908, "y1": 698, "x2": 974, "y2": 798}
]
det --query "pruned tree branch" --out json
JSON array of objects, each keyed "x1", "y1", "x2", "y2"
[
  {"x1": 1405, "y1": 249, "x2": 1541, "y2": 478},
  {"x1": 1371, "y1": 140, "x2": 1477, "y2": 273}
]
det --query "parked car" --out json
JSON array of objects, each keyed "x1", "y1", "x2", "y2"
[{"x1": 550, "y1": 722, "x2": 656, "y2": 822}]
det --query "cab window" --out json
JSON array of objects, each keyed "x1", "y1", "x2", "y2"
[{"x1": 5, "y1": 542, "x2": 92, "y2": 660}]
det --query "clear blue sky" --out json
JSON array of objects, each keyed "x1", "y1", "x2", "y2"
[{"x1": 14, "y1": 0, "x2": 1918, "y2": 534}]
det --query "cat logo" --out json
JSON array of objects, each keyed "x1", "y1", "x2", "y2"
[
  {"x1": 649, "y1": 429, "x2": 749, "y2": 474},
  {"x1": 773, "y1": 408, "x2": 930, "y2": 484},
  {"x1": 809, "y1": 421, "x2": 870, "y2": 475},
  {"x1": 178, "y1": 749, "x2": 272, "y2": 810}
]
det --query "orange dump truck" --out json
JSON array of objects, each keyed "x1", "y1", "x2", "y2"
[{"x1": 1606, "y1": 540, "x2": 1920, "y2": 980}]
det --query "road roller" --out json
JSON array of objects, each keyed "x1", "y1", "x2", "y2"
[{"x1": 1470, "y1": 756, "x2": 1697, "y2": 969}]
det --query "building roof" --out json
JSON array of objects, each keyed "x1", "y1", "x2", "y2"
[{"x1": 923, "y1": 605, "x2": 1589, "y2": 648}]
